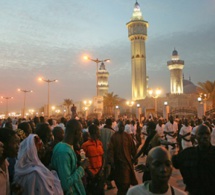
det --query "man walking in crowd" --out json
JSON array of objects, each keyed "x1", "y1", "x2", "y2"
[
  {"x1": 156, "y1": 118, "x2": 165, "y2": 139},
  {"x1": 172, "y1": 124, "x2": 215, "y2": 195},
  {"x1": 108, "y1": 120, "x2": 138, "y2": 195},
  {"x1": 164, "y1": 116, "x2": 178, "y2": 155},
  {"x1": 51, "y1": 119, "x2": 89, "y2": 195},
  {"x1": 99, "y1": 118, "x2": 115, "y2": 190},
  {"x1": 127, "y1": 146, "x2": 186, "y2": 195},
  {"x1": 179, "y1": 119, "x2": 192, "y2": 150}
]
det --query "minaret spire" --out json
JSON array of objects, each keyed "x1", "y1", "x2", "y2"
[
  {"x1": 127, "y1": 2, "x2": 148, "y2": 100},
  {"x1": 167, "y1": 49, "x2": 184, "y2": 94}
]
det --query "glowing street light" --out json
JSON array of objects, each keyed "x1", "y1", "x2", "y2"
[
  {"x1": 18, "y1": 88, "x2": 33, "y2": 117},
  {"x1": 115, "y1": 105, "x2": 120, "y2": 120},
  {"x1": 148, "y1": 88, "x2": 162, "y2": 116},
  {"x1": 1, "y1": 96, "x2": 13, "y2": 118},
  {"x1": 126, "y1": 100, "x2": 135, "y2": 107},
  {"x1": 83, "y1": 100, "x2": 92, "y2": 119},
  {"x1": 38, "y1": 77, "x2": 58, "y2": 117},
  {"x1": 126, "y1": 100, "x2": 135, "y2": 118},
  {"x1": 197, "y1": 93, "x2": 208, "y2": 117},
  {"x1": 83, "y1": 55, "x2": 110, "y2": 96},
  {"x1": 28, "y1": 109, "x2": 35, "y2": 117},
  {"x1": 136, "y1": 103, "x2": 142, "y2": 122},
  {"x1": 163, "y1": 101, "x2": 170, "y2": 119}
]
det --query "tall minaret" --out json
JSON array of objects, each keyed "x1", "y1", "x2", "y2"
[
  {"x1": 97, "y1": 62, "x2": 109, "y2": 96},
  {"x1": 126, "y1": 1, "x2": 148, "y2": 100},
  {"x1": 167, "y1": 49, "x2": 184, "y2": 94}
]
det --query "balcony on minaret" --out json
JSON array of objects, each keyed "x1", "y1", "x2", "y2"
[{"x1": 167, "y1": 60, "x2": 184, "y2": 65}]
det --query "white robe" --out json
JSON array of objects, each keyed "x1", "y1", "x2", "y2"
[
  {"x1": 14, "y1": 134, "x2": 63, "y2": 195},
  {"x1": 180, "y1": 125, "x2": 192, "y2": 149}
]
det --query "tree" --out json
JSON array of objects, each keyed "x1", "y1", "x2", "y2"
[
  {"x1": 197, "y1": 80, "x2": 215, "y2": 108},
  {"x1": 103, "y1": 92, "x2": 120, "y2": 116},
  {"x1": 63, "y1": 99, "x2": 73, "y2": 115}
]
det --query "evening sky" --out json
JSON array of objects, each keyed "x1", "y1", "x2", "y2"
[{"x1": 0, "y1": 0, "x2": 215, "y2": 112}]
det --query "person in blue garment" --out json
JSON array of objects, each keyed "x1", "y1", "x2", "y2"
[{"x1": 51, "y1": 119, "x2": 89, "y2": 195}]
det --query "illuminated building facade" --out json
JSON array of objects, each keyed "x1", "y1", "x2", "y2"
[
  {"x1": 167, "y1": 49, "x2": 184, "y2": 94},
  {"x1": 97, "y1": 62, "x2": 109, "y2": 96},
  {"x1": 126, "y1": 1, "x2": 148, "y2": 100}
]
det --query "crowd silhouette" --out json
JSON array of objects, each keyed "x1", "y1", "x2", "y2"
[{"x1": 0, "y1": 114, "x2": 215, "y2": 195}]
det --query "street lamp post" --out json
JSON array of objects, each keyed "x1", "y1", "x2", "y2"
[
  {"x1": 83, "y1": 100, "x2": 92, "y2": 119},
  {"x1": 115, "y1": 105, "x2": 120, "y2": 120},
  {"x1": 38, "y1": 77, "x2": 58, "y2": 118},
  {"x1": 198, "y1": 93, "x2": 208, "y2": 114},
  {"x1": 197, "y1": 94, "x2": 208, "y2": 118},
  {"x1": 84, "y1": 56, "x2": 110, "y2": 96},
  {"x1": 126, "y1": 100, "x2": 135, "y2": 119},
  {"x1": 136, "y1": 104, "x2": 142, "y2": 122},
  {"x1": 163, "y1": 101, "x2": 170, "y2": 119},
  {"x1": 18, "y1": 89, "x2": 33, "y2": 117},
  {"x1": 197, "y1": 97, "x2": 204, "y2": 118},
  {"x1": 1, "y1": 96, "x2": 13, "y2": 118},
  {"x1": 148, "y1": 88, "x2": 161, "y2": 117}
]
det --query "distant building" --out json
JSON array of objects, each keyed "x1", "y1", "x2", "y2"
[
  {"x1": 167, "y1": 49, "x2": 184, "y2": 94},
  {"x1": 97, "y1": 62, "x2": 109, "y2": 97},
  {"x1": 126, "y1": 1, "x2": 148, "y2": 100},
  {"x1": 183, "y1": 77, "x2": 198, "y2": 94}
]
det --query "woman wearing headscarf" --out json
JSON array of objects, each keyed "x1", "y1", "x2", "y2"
[{"x1": 14, "y1": 134, "x2": 63, "y2": 195}]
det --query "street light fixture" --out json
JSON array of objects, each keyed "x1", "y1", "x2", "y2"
[
  {"x1": 1, "y1": 96, "x2": 13, "y2": 118},
  {"x1": 136, "y1": 104, "x2": 142, "y2": 122},
  {"x1": 197, "y1": 97, "x2": 202, "y2": 103},
  {"x1": 126, "y1": 101, "x2": 135, "y2": 107},
  {"x1": 83, "y1": 56, "x2": 110, "y2": 96},
  {"x1": 38, "y1": 77, "x2": 58, "y2": 117},
  {"x1": 163, "y1": 101, "x2": 169, "y2": 119},
  {"x1": 148, "y1": 88, "x2": 162, "y2": 116},
  {"x1": 126, "y1": 100, "x2": 135, "y2": 118},
  {"x1": 83, "y1": 100, "x2": 92, "y2": 119},
  {"x1": 115, "y1": 105, "x2": 120, "y2": 120},
  {"x1": 197, "y1": 93, "x2": 209, "y2": 117},
  {"x1": 17, "y1": 88, "x2": 33, "y2": 117}
]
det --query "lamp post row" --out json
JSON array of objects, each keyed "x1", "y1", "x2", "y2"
[
  {"x1": 18, "y1": 89, "x2": 33, "y2": 118},
  {"x1": 1, "y1": 96, "x2": 13, "y2": 118},
  {"x1": 38, "y1": 78, "x2": 58, "y2": 118}
]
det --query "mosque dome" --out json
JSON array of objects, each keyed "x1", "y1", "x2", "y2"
[
  {"x1": 183, "y1": 79, "x2": 198, "y2": 94},
  {"x1": 172, "y1": 49, "x2": 178, "y2": 56}
]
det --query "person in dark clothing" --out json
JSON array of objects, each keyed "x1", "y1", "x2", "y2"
[
  {"x1": 71, "y1": 104, "x2": 77, "y2": 118},
  {"x1": 108, "y1": 120, "x2": 137, "y2": 195},
  {"x1": 135, "y1": 121, "x2": 175, "y2": 182},
  {"x1": 135, "y1": 121, "x2": 142, "y2": 149},
  {"x1": 35, "y1": 123, "x2": 53, "y2": 167},
  {"x1": 18, "y1": 122, "x2": 32, "y2": 137},
  {"x1": 172, "y1": 124, "x2": 215, "y2": 195},
  {"x1": 100, "y1": 118, "x2": 115, "y2": 190}
]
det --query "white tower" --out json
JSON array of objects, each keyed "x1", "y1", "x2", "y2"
[
  {"x1": 167, "y1": 49, "x2": 184, "y2": 94},
  {"x1": 97, "y1": 62, "x2": 109, "y2": 96},
  {"x1": 126, "y1": 1, "x2": 148, "y2": 100}
]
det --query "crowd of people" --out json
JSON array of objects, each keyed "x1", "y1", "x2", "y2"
[{"x1": 0, "y1": 114, "x2": 215, "y2": 195}]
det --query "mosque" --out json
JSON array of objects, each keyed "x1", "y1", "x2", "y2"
[
  {"x1": 125, "y1": 1, "x2": 201, "y2": 118},
  {"x1": 90, "y1": 1, "x2": 207, "y2": 119}
]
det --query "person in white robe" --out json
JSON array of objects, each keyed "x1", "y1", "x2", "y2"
[{"x1": 14, "y1": 134, "x2": 63, "y2": 195}]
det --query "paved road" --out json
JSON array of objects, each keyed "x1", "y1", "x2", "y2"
[{"x1": 105, "y1": 152, "x2": 185, "y2": 195}]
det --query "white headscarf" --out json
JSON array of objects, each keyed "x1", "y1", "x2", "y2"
[{"x1": 14, "y1": 134, "x2": 63, "y2": 195}]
